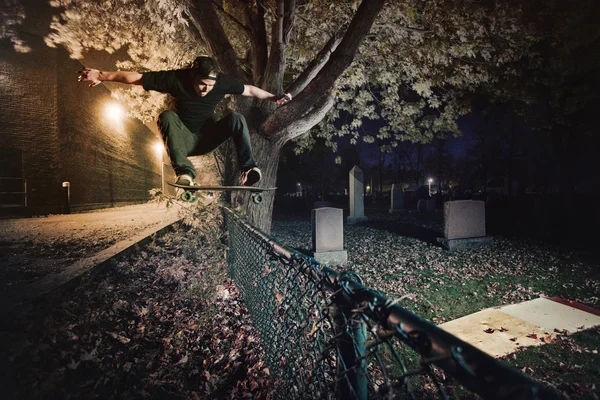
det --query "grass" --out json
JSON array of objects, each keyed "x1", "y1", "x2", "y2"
[
  {"x1": 271, "y1": 207, "x2": 600, "y2": 398},
  {"x1": 503, "y1": 329, "x2": 600, "y2": 399}
]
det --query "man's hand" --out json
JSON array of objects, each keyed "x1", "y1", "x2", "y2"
[
  {"x1": 275, "y1": 92, "x2": 292, "y2": 105},
  {"x1": 77, "y1": 68, "x2": 103, "y2": 87}
]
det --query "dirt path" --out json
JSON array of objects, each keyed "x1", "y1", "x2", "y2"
[{"x1": 0, "y1": 203, "x2": 180, "y2": 302}]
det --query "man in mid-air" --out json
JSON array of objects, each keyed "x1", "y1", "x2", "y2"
[{"x1": 78, "y1": 56, "x2": 291, "y2": 186}]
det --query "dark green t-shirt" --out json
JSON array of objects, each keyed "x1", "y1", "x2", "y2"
[{"x1": 142, "y1": 69, "x2": 245, "y2": 132}]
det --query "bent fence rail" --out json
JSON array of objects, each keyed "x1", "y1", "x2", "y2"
[{"x1": 223, "y1": 207, "x2": 564, "y2": 400}]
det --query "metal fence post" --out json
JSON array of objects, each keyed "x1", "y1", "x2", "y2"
[{"x1": 334, "y1": 298, "x2": 367, "y2": 400}]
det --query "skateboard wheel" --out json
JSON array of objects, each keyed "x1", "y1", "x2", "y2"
[
  {"x1": 181, "y1": 191, "x2": 194, "y2": 202},
  {"x1": 252, "y1": 193, "x2": 263, "y2": 204}
]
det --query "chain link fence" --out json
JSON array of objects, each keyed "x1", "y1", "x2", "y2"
[{"x1": 223, "y1": 207, "x2": 565, "y2": 400}]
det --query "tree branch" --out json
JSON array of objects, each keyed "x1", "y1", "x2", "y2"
[
  {"x1": 262, "y1": 0, "x2": 286, "y2": 95},
  {"x1": 282, "y1": 90, "x2": 336, "y2": 142},
  {"x1": 262, "y1": 0, "x2": 386, "y2": 135},
  {"x1": 283, "y1": 0, "x2": 296, "y2": 45},
  {"x1": 245, "y1": 1, "x2": 268, "y2": 85},
  {"x1": 286, "y1": 31, "x2": 343, "y2": 97},
  {"x1": 211, "y1": 0, "x2": 251, "y2": 34},
  {"x1": 262, "y1": 0, "x2": 296, "y2": 96},
  {"x1": 185, "y1": 1, "x2": 251, "y2": 112},
  {"x1": 185, "y1": 1, "x2": 245, "y2": 80}
]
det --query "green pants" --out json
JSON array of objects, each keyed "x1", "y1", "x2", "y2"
[{"x1": 157, "y1": 111, "x2": 256, "y2": 179}]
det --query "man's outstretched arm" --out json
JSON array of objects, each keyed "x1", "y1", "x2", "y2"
[
  {"x1": 242, "y1": 85, "x2": 292, "y2": 105},
  {"x1": 78, "y1": 68, "x2": 143, "y2": 87}
]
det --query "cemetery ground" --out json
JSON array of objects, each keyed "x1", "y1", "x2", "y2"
[
  {"x1": 0, "y1": 202, "x2": 598, "y2": 399},
  {"x1": 272, "y1": 206, "x2": 600, "y2": 398}
]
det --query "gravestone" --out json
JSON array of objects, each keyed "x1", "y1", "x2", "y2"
[
  {"x1": 312, "y1": 207, "x2": 348, "y2": 266},
  {"x1": 417, "y1": 198, "x2": 436, "y2": 212},
  {"x1": 437, "y1": 200, "x2": 491, "y2": 251},
  {"x1": 347, "y1": 166, "x2": 368, "y2": 224},
  {"x1": 389, "y1": 184, "x2": 406, "y2": 214}
]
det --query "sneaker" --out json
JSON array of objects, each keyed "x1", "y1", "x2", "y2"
[
  {"x1": 240, "y1": 167, "x2": 262, "y2": 186},
  {"x1": 176, "y1": 174, "x2": 195, "y2": 186}
]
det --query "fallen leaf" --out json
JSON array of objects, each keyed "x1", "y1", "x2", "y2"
[
  {"x1": 174, "y1": 353, "x2": 188, "y2": 366},
  {"x1": 307, "y1": 321, "x2": 318, "y2": 337},
  {"x1": 499, "y1": 327, "x2": 508, "y2": 332},
  {"x1": 484, "y1": 328, "x2": 495, "y2": 334},
  {"x1": 67, "y1": 359, "x2": 80, "y2": 370},
  {"x1": 275, "y1": 292, "x2": 283, "y2": 305},
  {"x1": 106, "y1": 331, "x2": 131, "y2": 344},
  {"x1": 510, "y1": 337, "x2": 518, "y2": 342},
  {"x1": 526, "y1": 333, "x2": 538, "y2": 340}
]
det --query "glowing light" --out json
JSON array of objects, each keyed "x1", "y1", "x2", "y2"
[
  {"x1": 104, "y1": 102, "x2": 124, "y2": 120},
  {"x1": 153, "y1": 141, "x2": 164, "y2": 157}
]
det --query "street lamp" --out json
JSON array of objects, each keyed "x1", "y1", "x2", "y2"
[
  {"x1": 151, "y1": 141, "x2": 165, "y2": 193},
  {"x1": 428, "y1": 178, "x2": 433, "y2": 196},
  {"x1": 152, "y1": 141, "x2": 164, "y2": 158},
  {"x1": 104, "y1": 101, "x2": 124, "y2": 121}
]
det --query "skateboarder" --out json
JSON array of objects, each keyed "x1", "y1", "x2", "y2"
[{"x1": 78, "y1": 56, "x2": 291, "y2": 186}]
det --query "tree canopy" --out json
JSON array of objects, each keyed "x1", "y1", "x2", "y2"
[{"x1": 42, "y1": 0, "x2": 541, "y2": 147}]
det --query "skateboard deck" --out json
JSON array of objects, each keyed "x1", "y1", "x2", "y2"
[{"x1": 168, "y1": 182, "x2": 276, "y2": 204}]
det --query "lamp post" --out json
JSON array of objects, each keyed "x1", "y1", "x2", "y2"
[
  {"x1": 428, "y1": 178, "x2": 433, "y2": 196},
  {"x1": 152, "y1": 141, "x2": 165, "y2": 193}
]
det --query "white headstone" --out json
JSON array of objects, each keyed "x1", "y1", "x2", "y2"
[
  {"x1": 389, "y1": 184, "x2": 405, "y2": 213},
  {"x1": 312, "y1": 207, "x2": 347, "y2": 265},
  {"x1": 312, "y1": 208, "x2": 344, "y2": 252},
  {"x1": 444, "y1": 200, "x2": 486, "y2": 239},
  {"x1": 348, "y1": 166, "x2": 367, "y2": 223}
]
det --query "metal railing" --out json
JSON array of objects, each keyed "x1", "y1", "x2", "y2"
[
  {"x1": 0, "y1": 177, "x2": 27, "y2": 208},
  {"x1": 223, "y1": 207, "x2": 565, "y2": 399}
]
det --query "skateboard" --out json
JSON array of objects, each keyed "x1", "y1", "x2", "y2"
[{"x1": 168, "y1": 183, "x2": 277, "y2": 204}]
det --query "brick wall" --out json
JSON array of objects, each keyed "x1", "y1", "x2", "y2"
[
  {"x1": 0, "y1": 36, "x2": 60, "y2": 215},
  {"x1": 0, "y1": 2, "x2": 162, "y2": 215},
  {"x1": 56, "y1": 53, "x2": 162, "y2": 212}
]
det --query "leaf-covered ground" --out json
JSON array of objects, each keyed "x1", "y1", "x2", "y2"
[
  {"x1": 1, "y1": 206, "x2": 598, "y2": 399},
  {"x1": 272, "y1": 210, "x2": 600, "y2": 398},
  {"x1": 1, "y1": 223, "x2": 275, "y2": 399}
]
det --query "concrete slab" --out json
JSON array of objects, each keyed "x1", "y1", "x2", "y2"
[
  {"x1": 439, "y1": 308, "x2": 552, "y2": 358},
  {"x1": 500, "y1": 297, "x2": 600, "y2": 333},
  {"x1": 439, "y1": 297, "x2": 600, "y2": 358}
]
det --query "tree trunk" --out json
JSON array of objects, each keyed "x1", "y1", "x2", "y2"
[{"x1": 242, "y1": 131, "x2": 283, "y2": 233}]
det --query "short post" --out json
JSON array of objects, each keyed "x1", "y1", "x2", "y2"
[
  {"x1": 347, "y1": 166, "x2": 368, "y2": 224},
  {"x1": 334, "y1": 296, "x2": 367, "y2": 400},
  {"x1": 62, "y1": 181, "x2": 70, "y2": 214}
]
